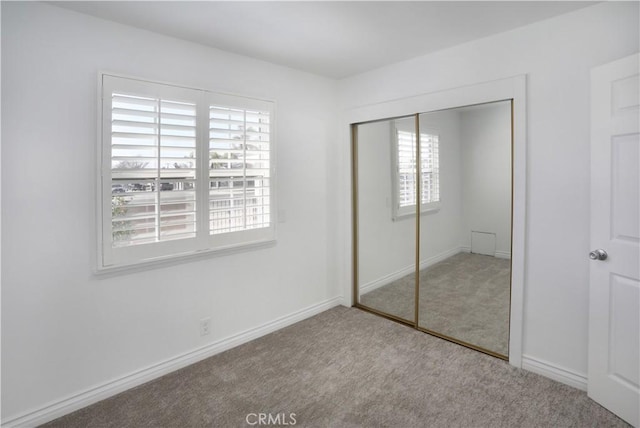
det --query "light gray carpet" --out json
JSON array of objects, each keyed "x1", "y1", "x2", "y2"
[
  {"x1": 43, "y1": 306, "x2": 627, "y2": 428},
  {"x1": 360, "y1": 252, "x2": 510, "y2": 355}
]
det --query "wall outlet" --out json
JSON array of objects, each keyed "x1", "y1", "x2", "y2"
[{"x1": 199, "y1": 317, "x2": 211, "y2": 336}]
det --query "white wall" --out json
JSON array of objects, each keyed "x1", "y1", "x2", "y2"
[
  {"x1": 460, "y1": 102, "x2": 512, "y2": 256},
  {"x1": 1, "y1": 2, "x2": 337, "y2": 421},
  {"x1": 336, "y1": 1, "x2": 639, "y2": 377}
]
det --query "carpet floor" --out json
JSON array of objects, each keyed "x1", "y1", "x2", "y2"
[
  {"x1": 43, "y1": 306, "x2": 628, "y2": 428},
  {"x1": 360, "y1": 252, "x2": 510, "y2": 356}
]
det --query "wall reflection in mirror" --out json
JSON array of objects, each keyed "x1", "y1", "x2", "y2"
[{"x1": 355, "y1": 100, "x2": 512, "y2": 358}]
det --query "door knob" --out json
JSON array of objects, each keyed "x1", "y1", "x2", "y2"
[{"x1": 589, "y1": 249, "x2": 608, "y2": 261}]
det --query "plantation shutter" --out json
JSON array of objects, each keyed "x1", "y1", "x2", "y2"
[
  {"x1": 420, "y1": 134, "x2": 440, "y2": 204},
  {"x1": 102, "y1": 76, "x2": 204, "y2": 267},
  {"x1": 206, "y1": 92, "x2": 274, "y2": 249},
  {"x1": 208, "y1": 106, "x2": 271, "y2": 234},
  {"x1": 396, "y1": 130, "x2": 440, "y2": 213},
  {"x1": 110, "y1": 93, "x2": 198, "y2": 247},
  {"x1": 397, "y1": 130, "x2": 417, "y2": 208},
  {"x1": 100, "y1": 75, "x2": 276, "y2": 270}
]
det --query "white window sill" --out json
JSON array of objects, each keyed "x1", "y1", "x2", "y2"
[
  {"x1": 393, "y1": 202, "x2": 442, "y2": 221},
  {"x1": 94, "y1": 239, "x2": 276, "y2": 278}
]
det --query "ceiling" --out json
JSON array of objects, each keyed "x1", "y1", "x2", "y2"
[{"x1": 54, "y1": 1, "x2": 596, "y2": 79}]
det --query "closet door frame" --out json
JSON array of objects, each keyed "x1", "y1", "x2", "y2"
[{"x1": 347, "y1": 75, "x2": 527, "y2": 368}]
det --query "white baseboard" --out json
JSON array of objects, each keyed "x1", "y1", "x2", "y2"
[
  {"x1": 495, "y1": 251, "x2": 511, "y2": 259},
  {"x1": 461, "y1": 246, "x2": 511, "y2": 259},
  {"x1": 522, "y1": 355, "x2": 588, "y2": 391},
  {"x1": 419, "y1": 247, "x2": 462, "y2": 271},
  {"x1": 1, "y1": 297, "x2": 343, "y2": 428},
  {"x1": 360, "y1": 247, "x2": 461, "y2": 295},
  {"x1": 359, "y1": 264, "x2": 415, "y2": 294}
]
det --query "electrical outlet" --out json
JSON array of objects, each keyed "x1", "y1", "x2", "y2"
[{"x1": 200, "y1": 317, "x2": 211, "y2": 336}]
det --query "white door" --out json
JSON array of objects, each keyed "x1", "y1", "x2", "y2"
[{"x1": 588, "y1": 53, "x2": 640, "y2": 427}]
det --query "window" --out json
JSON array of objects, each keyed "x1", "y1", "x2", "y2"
[
  {"x1": 393, "y1": 129, "x2": 440, "y2": 219},
  {"x1": 99, "y1": 74, "x2": 275, "y2": 270}
]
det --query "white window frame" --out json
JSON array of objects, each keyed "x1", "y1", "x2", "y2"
[
  {"x1": 97, "y1": 73, "x2": 276, "y2": 272},
  {"x1": 391, "y1": 124, "x2": 441, "y2": 220}
]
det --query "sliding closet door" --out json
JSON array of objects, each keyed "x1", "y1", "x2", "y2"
[
  {"x1": 417, "y1": 101, "x2": 512, "y2": 358},
  {"x1": 354, "y1": 116, "x2": 416, "y2": 324}
]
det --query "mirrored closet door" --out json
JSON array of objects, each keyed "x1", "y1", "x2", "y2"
[
  {"x1": 355, "y1": 116, "x2": 417, "y2": 324},
  {"x1": 353, "y1": 100, "x2": 513, "y2": 359}
]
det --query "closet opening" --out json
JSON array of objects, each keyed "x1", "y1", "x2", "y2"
[{"x1": 351, "y1": 100, "x2": 514, "y2": 360}]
